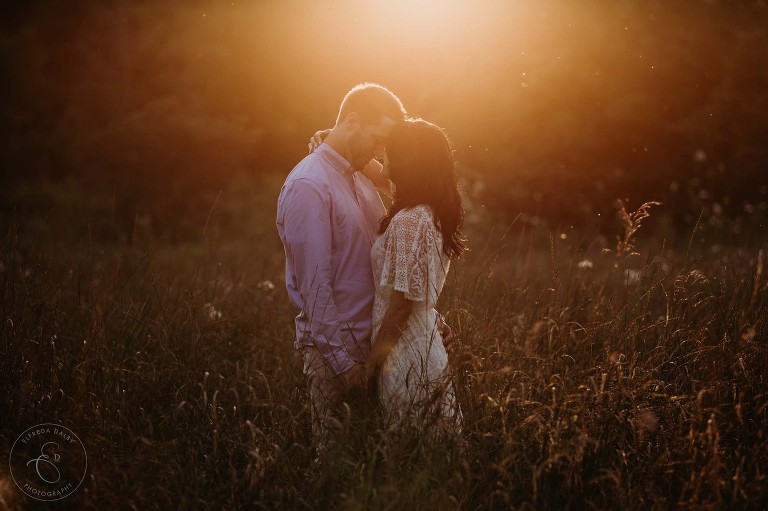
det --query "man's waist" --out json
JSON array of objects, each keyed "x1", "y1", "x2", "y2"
[{"x1": 295, "y1": 319, "x2": 372, "y2": 341}]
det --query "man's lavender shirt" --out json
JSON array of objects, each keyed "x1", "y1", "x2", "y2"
[{"x1": 276, "y1": 143, "x2": 385, "y2": 376}]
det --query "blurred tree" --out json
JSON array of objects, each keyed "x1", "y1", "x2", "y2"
[{"x1": 1, "y1": 0, "x2": 766, "y2": 240}]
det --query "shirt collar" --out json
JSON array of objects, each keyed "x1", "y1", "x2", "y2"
[{"x1": 316, "y1": 143, "x2": 355, "y2": 176}]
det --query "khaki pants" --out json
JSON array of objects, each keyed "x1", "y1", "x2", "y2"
[{"x1": 301, "y1": 347, "x2": 369, "y2": 460}]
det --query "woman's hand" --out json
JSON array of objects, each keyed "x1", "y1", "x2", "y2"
[
  {"x1": 364, "y1": 359, "x2": 378, "y2": 384},
  {"x1": 365, "y1": 291, "x2": 412, "y2": 377},
  {"x1": 308, "y1": 128, "x2": 332, "y2": 153}
]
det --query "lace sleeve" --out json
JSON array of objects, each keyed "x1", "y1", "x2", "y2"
[{"x1": 378, "y1": 207, "x2": 435, "y2": 302}]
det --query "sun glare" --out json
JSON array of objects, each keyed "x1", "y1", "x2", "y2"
[{"x1": 367, "y1": 0, "x2": 467, "y2": 41}]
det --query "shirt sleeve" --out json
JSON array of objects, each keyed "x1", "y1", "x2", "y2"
[
  {"x1": 278, "y1": 178, "x2": 355, "y2": 376},
  {"x1": 378, "y1": 210, "x2": 430, "y2": 302}
]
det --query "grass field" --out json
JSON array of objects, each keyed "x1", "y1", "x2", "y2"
[{"x1": 1, "y1": 175, "x2": 766, "y2": 510}]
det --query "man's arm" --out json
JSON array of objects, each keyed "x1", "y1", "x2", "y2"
[{"x1": 279, "y1": 179, "x2": 357, "y2": 377}]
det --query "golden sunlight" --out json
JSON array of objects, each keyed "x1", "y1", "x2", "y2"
[
  {"x1": 367, "y1": 0, "x2": 467, "y2": 41},
  {"x1": 2, "y1": 0, "x2": 768, "y2": 508}
]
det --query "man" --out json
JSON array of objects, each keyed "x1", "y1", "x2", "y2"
[{"x1": 277, "y1": 83, "x2": 405, "y2": 456}]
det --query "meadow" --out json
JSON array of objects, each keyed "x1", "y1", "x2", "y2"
[{"x1": 0, "y1": 174, "x2": 766, "y2": 510}]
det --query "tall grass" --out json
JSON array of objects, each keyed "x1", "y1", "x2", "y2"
[{"x1": 0, "y1": 176, "x2": 766, "y2": 510}]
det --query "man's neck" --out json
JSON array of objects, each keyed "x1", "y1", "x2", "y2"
[{"x1": 323, "y1": 127, "x2": 351, "y2": 165}]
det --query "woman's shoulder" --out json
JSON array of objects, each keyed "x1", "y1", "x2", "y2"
[
  {"x1": 392, "y1": 204, "x2": 433, "y2": 225},
  {"x1": 389, "y1": 206, "x2": 439, "y2": 242}
]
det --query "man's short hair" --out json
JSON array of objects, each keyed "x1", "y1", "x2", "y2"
[{"x1": 336, "y1": 83, "x2": 406, "y2": 126}]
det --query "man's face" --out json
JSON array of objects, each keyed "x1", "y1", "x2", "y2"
[
  {"x1": 348, "y1": 116, "x2": 398, "y2": 171},
  {"x1": 380, "y1": 151, "x2": 391, "y2": 179}
]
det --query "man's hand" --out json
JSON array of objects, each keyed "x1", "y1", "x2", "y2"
[
  {"x1": 308, "y1": 129, "x2": 332, "y2": 153},
  {"x1": 437, "y1": 314, "x2": 455, "y2": 352},
  {"x1": 334, "y1": 363, "x2": 366, "y2": 395}
]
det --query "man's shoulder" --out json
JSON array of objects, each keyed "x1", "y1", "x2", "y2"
[
  {"x1": 279, "y1": 153, "x2": 332, "y2": 206},
  {"x1": 286, "y1": 152, "x2": 330, "y2": 184}
]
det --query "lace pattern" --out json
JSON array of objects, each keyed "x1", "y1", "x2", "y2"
[{"x1": 371, "y1": 205, "x2": 461, "y2": 429}]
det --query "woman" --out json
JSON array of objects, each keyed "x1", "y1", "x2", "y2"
[
  {"x1": 366, "y1": 119, "x2": 466, "y2": 432},
  {"x1": 308, "y1": 119, "x2": 466, "y2": 431}
]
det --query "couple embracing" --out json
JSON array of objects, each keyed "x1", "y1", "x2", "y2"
[{"x1": 276, "y1": 83, "x2": 467, "y2": 460}]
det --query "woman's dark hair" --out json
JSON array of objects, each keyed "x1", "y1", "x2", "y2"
[{"x1": 380, "y1": 118, "x2": 467, "y2": 259}]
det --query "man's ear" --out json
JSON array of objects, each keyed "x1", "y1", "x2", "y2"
[{"x1": 345, "y1": 112, "x2": 361, "y2": 130}]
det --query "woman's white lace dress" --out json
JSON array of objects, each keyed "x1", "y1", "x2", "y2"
[{"x1": 371, "y1": 205, "x2": 461, "y2": 430}]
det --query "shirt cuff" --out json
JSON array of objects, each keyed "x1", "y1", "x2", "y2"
[
  {"x1": 308, "y1": 335, "x2": 358, "y2": 376},
  {"x1": 323, "y1": 352, "x2": 357, "y2": 377}
]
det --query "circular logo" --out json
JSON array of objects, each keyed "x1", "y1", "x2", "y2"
[{"x1": 8, "y1": 423, "x2": 87, "y2": 501}]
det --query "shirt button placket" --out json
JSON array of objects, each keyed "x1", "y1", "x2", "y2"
[{"x1": 349, "y1": 171, "x2": 375, "y2": 245}]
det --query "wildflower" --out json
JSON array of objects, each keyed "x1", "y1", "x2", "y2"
[
  {"x1": 203, "y1": 303, "x2": 223, "y2": 320},
  {"x1": 652, "y1": 256, "x2": 670, "y2": 273},
  {"x1": 256, "y1": 280, "x2": 276, "y2": 292},
  {"x1": 624, "y1": 269, "x2": 642, "y2": 285},
  {"x1": 635, "y1": 408, "x2": 658, "y2": 432},
  {"x1": 608, "y1": 351, "x2": 624, "y2": 364},
  {"x1": 577, "y1": 259, "x2": 594, "y2": 270}
]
